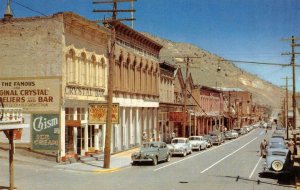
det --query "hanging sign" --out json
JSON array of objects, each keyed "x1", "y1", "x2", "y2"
[{"x1": 89, "y1": 103, "x2": 120, "y2": 124}]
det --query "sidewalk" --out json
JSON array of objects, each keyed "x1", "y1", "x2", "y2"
[{"x1": 55, "y1": 148, "x2": 139, "y2": 173}]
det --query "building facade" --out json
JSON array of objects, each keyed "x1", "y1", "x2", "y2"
[
  {"x1": 0, "y1": 12, "x2": 111, "y2": 161},
  {"x1": 192, "y1": 86, "x2": 224, "y2": 135},
  {"x1": 108, "y1": 21, "x2": 162, "y2": 151}
]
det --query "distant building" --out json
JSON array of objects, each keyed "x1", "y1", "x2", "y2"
[{"x1": 192, "y1": 85, "x2": 224, "y2": 134}]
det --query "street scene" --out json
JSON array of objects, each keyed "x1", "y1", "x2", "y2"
[
  {"x1": 0, "y1": 0, "x2": 300, "y2": 190},
  {"x1": 0, "y1": 126, "x2": 297, "y2": 190}
]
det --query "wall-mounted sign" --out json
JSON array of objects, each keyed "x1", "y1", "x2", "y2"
[
  {"x1": 89, "y1": 103, "x2": 119, "y2": 124},
  {"x1": 169, "y1": 112, "x2": 187, "y2": 122},
  {"x1": 65, "y1": 85, "x2": 105, "y2": 98},
  {"x1": 32, "y1": 114, "x2": 59, "y2": 151},
  {"x1": 0, "y1": 78, "x2": 60, "y2": 113}
]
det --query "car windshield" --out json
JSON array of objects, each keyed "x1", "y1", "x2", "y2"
[
  {"x1": 189, "y1": 137, "x2": 200, "y2": 141},
  {"x1": 204, "y1": 135, "x2": 210, "y2": 139},
  {"x1": 172, "y1": 139, "x2": 186, "y2": 144},
  {"x1": 142, "y1": 143, "x2": 159, "y2": 148},
  {"x1": 269, "y1": 142, "x2": 285, "y2": 148}
]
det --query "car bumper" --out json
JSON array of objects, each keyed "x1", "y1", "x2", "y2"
[
  {"x1": 132, "y1": 157, "x2": 153, "y2": 162},
  {"x1": 172, "y1": 150, "x2": 185, "y2": 155}
]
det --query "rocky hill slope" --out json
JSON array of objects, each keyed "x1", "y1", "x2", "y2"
[{"x1": 143, "y1": 33, "x2": 284, "y2": 109}]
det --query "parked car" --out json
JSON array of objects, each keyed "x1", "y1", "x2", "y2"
[
  {"x1": 170, "y1": 137, "x2": 192, "y2": 157},
  {"x1": 203, "y1": 135, "x2": 213, "y2": 148},
  {"x1": 267, "y1": 137, "x2": 287, "y2": 150},
  {"x1": 262, "y1": 138, "x2": 292, "y2": 174},
  {"x1": 263, "y1": 148, "x2": 292, "y2": 173},
  {"x1": 272, "y1": 129, "x2": 286, "y2": 140},
  {"x1": 209, "y1": 131, "x2": 223, "y2": 145},
  {"x1": 230, "y1": 130, "x2": 239, "y2": 138},
  {"x1": 188, "y1": 136, "x2": 207, "y2": 151},
  {"x1": 224, "y1": 130, "x2": 238, "y2": 140},
  {"x1": 233, "y1": 128, "x2": 247, "y2": 135},
  {"x1": 131, "y1": 142, "x2": 171, "y2": 166}
]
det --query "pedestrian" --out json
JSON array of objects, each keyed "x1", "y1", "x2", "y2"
[
  {"x1": 260, "y1": 139, "x2": 267, "y2": 158},
  {"x1": 287, "y1": 138, "x2": 295, "y2": 155},
  {"x1": 265, "y1": 128, "x2": 267, "y2": 134}
]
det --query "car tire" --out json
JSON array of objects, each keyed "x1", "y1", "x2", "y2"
[
  {"x1": 132, "y1": 161, "x2": 136, "y2": 166},
  {"x1": 271, "y1": 160, "x2": 284, "y2": 171},
  {"x1": 152, "y1": 157, "x2": 158, "y2": 166},
  {"x1": 165, "y1": 154, "x2": 171, "y2": 162}
]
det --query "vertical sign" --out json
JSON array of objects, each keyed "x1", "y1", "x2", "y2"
[{"x1": 32, "y1": 114, "x2": 59, "y2": 151}]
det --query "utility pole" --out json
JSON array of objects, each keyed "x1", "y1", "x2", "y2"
[
  {"x1": 93, "y1": 0, "x2": 136, "y2": 169},
  {"x1": 282, "y1": 36, "x2": 300, "y2": 152},
  {"x1": 281, "y1": 76, "x2": 292, "y2": 139},
  {"x1": 182, "y1": 57, "x2": 192, "y2": 137}
]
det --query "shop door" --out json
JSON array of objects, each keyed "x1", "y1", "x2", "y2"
[
  {"x1": 88, "y1": 125, "x2": 95, "y2": 152},
  {"x1": 77, "y1": 127, "x2": 85, "y2": 155},
  {"x1": 65, "y1": 127, "x2": 74, "y2": 154}
]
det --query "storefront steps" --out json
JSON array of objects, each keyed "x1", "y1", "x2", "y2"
[{"x1": 79, "y1": 154, "x2": 104, "y2": 163}]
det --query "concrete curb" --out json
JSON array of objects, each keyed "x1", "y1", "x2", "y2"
[{"x1": 56, "y1": 163, "x2": 132, "y2": 174}]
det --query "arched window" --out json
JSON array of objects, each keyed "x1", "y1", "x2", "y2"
[
  {"x1": 101, "y1": 57, "x2": 106, "y2": 88},
  {"x1": 67, "y1": 49, "x2": 75, "y2": 83},
  {"x1": 80, "y1": 52, "x2": 87, "y2": 85},
  {"x1": 91, "y1": 55, "x2": 96, "y2": 86}
]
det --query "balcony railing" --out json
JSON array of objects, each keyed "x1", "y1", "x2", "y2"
[{"x1": 0, "y1": 108, "x2": 23, "y2": 124}]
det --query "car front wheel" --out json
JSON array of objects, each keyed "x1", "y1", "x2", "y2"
[
  {"x1": 271, "y1": 160, "x2": 284, "y2": 171},
  {"x1": 152, "y1": 157, "x2": 158, "y2": 166},
  {"x1": 165, "y1": 154, "x2": 171, "y2": 162}
]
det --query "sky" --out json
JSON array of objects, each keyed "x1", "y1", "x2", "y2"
[{"x1": 1, "y1": 0, "x2": 299, "y2": 91}]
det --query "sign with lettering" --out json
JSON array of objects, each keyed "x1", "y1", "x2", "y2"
[
  {"x1": 169, "y1": 112, "x2": 187, "y2": 122},
  {"x1": 31, "y1": 114, "x2": 59, "y2": 151},
  {"x1": 0, "y1": 78, "x2": 60, "y2": 113},
  {"x1": 65, "y1": 86, "x2": 105, "y2": 98},
  {"x1": 89, "y1": 103, "x2": 120, "y2": 124}
]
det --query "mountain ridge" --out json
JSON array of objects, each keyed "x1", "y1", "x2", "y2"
[{"x1": 142, "y1": 32, "x2": 284, "y2": 109}]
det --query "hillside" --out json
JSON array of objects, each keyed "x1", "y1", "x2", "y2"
[{"x1": 143, "y1": 33, "x2": 284, "y2": 109}]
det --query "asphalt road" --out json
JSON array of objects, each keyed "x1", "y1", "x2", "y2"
[{"x1": 0, "y1": 128, "x2": 296, "y2": 190}]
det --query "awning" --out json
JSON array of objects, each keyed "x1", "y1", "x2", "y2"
[{"x1": 65, "y1": 120, "x2": 81, "y2": 127}]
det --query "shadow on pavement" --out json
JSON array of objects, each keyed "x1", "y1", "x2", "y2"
[
  {"x1": 259, "y1": 172, "x2": 295, "y2": 186},
  {"x1": 215, "y1": 175, "x2": 296, "y2": 188}
]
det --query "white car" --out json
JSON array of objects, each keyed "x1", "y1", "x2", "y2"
[
  {"x1": 230, "y1": 130, "x2": 239, "y2": 138},
  {"x1": 170, "y1": 137, "x2": 192, "y2": 157},
  {"x1": 188, "y1": 136, "x2": 207, "y2": 151}
]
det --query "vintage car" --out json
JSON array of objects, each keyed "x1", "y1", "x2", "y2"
[
  {"x1": 188, "y1": 136, "x2": 207, "y2": 151},
  {"x1": 224, "y1": 131, "x2": 238, "y2": 140},
  {"x1": 262, "y1": 137, "x2": 292, "y2": 174},
  {"x1": 233, "y1": 128, "x2": 247, "y2": 135},
  {"x1": 203, "y1": 135, "x2": 213, "y2": 148},
  {"x1": 209, "y1": 132, "x2": 223, "y2": 145},
  {"x1": 131, "y1": 142, "x2": 171, "y2": 166},
  {"x1": 170, "y1": 137, "x2": 192, "y2": 157},
  {"x1": 267, "y1": 137, "x2": 287, "y2": 150}
]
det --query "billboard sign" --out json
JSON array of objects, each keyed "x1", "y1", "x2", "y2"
[{"x1": 32, "y1": 114, "x2": 59, "y2": 151}]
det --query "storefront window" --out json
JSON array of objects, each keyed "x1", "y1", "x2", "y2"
[
  {"x1": 77, "y1": 108, "x2": 85, "y2": 120},
  {"x1": 65, "y1": 107, "x2": 74, "y2": 120}
]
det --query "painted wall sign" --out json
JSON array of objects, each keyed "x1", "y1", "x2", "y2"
[
  {"x1": 32, "y1": 114, "x2": 59, "y2": 151},
  {"x1": 65, "y1": 85, "x2": 105, "y2": 97},
  {"x1": 89, "y1": 103, "x2": 120, "y2": 124},
  {"x1": 0, "y1": 78, "x2": 60, "y2": 113}
]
